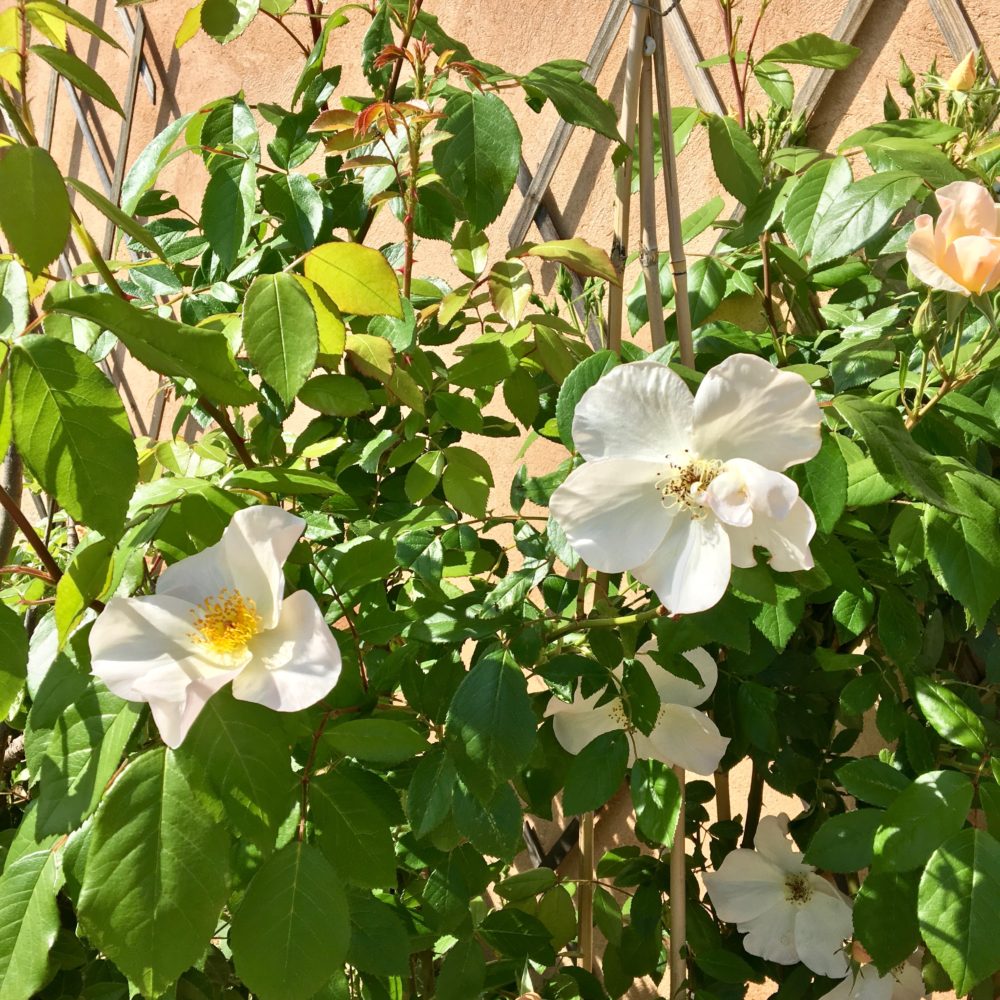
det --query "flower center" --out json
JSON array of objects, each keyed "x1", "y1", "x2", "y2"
[
  {"x1": 783, "y1": 873, "x2": 814, "y2": 905},
  {"x1": 655, "y1": 453, "x2": 723, "y2": 515},
  {"x1": 607, "y1": 697, "x2": 635, "y2": 733},
  {"x1": 189, "y1": 588, "x2": 262, "y2": 656}
]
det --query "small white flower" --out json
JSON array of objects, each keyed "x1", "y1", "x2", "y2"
[
  {"x1": 90, "y1": 506, "x2": 342, "y2": 748},
  {"x1": 820, "y1": 962, "x2": 925, "y2": 1000},
  {"x1": 703, "y1": 814, "x2": 853, "y2": 978},
  {"x1": 544, "y1": 642, "x2": 729, "y2": 775},
  {"x1": 549, "y1": 355, "x2": 822, "y2": 615}
]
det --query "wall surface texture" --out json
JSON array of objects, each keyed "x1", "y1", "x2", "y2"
[{"x1": 16, "y1": 1, "x2": 998, "y2": 996}]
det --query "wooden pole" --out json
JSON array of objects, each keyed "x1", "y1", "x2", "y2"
[
  {"x1": 638, "y1": 46, "x2": 665, "y2": 351},
  {"x1": 669, "y1": 765, "x2": 687, "y2": 999},
  {"x1": 647, "y1": 2, "x2": 694, "y2": 367},
  {"x1": 606, "y1": 2, "x2": 648, "y2": 353}
]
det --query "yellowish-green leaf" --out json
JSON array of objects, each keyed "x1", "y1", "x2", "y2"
[
  {"x1": 295, "y1": 275, "x2": 345, "y2": 364},
  {"x1": 516, "y1": 238, "x2": 619, "y2": 284},
  {"x1": 55, "y1": 537, "x2": 114, "y2": 644},
  {"x1": 174, "y1": 1, "x2": 203, "y2": 47},
  {"x1": 25, "y1": 1, "x2": 123, "y2": 50},
  {"x1": 29, "y1": 45, "x2": 124, "y2": 116},
  {"x1": 0, "y1": 146, "x2": 71, "y2": 273},
  {"x1": 304, "y1": 242, "x2": 402, "y2": 318},
  {"x1": 345, "y1": 333, "x2": 394, "y2": 381},
  {"x1": 488, "y1": 260, "x2": 532, "y2": 328}
]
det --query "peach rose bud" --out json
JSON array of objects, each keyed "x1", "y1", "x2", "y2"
[{"x1": 946, "y1": 50, "x2": 977, "y2": 92}]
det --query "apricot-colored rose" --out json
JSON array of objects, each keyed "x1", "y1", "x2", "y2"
[
  {"x1": 946, "y1": 50, "x2": 977, "y2": 92},
  {"x1": 906, "y1": 181, "x2": 1000, "y2": 296}
]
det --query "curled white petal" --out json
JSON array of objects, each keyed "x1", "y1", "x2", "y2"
[
  {"x1": 753, "y1": 813, "x2": 808, "y2": 873},
  {"x1": 725, "y1": 496, "x2": 816, "y2": 573},
  {"x1": 638, "y1": 703, "x2": 729, "y2": 775},
  {"x1": 234, "y1": 590, "x2": 342, "y2": 711},
  {"x1": 691, "y1": 354, "x2": 822, "y2": 471},
  {"x1": 636, "y1": 641, "x2": 717, "y2": 708},
  {"x1": 703, "y1": 849, "x2": 785, "y2": 923},
  {"x1": 794, "y1": 889, "x2": 853, "y2": 978},
  {"x1": 739, "y1": 900, "x2": 800, "y2": 965}
]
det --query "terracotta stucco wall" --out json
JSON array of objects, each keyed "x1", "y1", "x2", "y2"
[{"x1": 15, "y1": 2, "x2": 996, "y2": 996}]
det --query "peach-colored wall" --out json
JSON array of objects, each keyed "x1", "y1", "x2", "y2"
[{"x1": 15, "y1": 2, "x2": 994, "y2": 996}]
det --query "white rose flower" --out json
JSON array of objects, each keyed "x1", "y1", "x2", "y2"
[
  {"x1": 703, "y1": 814, "x2": 853, "y2": 978},
  {"x1": 549, "y1": 355, "x2": 821, "y2": 615},
  {"x1": 820, "y1": 961, "x2": 925, "y2": 1000},
  {"x1": 90, "y1": 505, "x2": 342, "y2": 748},
  {"x1": 544, "y1": 642, "x2": 729, "y2": 775}
]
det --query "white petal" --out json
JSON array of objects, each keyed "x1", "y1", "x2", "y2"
[
  {"x1": 145, "y1": 673, "x2": 237, "y2": 748},
  {"x1": 703, "y1": 849, "x2": 785, "y2": 922},
  {"x1": 795, "y1": 891, "x2": 853, "y2": 978},
  {"x1": 703, "y1": 468, "x2": 753, "y2": 527},
  {"x1": 639, "y1": 704, "x2": 729, "y2": 774},
  {"x1": 724, "y1": 458, "x2": 800, "y2": 520},
  {"x1": 549, "y1": 459, "x2": 671, "y2": 573},
  {"x1": 739, "y1": 900, "x2": 799, "y2": 965},
  {"x1": 631, "y1": 513, "x2": 731, "y2": 615},
  {"x1": 233, "y1": 590, "x2": 342, "y2": 711},
  {"x1": 157, "y1": 505, "x2": 304, "y2": 629},
  {"x1": 572, "y1": 362, "x2": 695, "y2": 463},
  {"x1": 891, "y1": 962, "x2": 926, "y2": 1000},
  {"x1": 636, "y1": 641, "x2": 718, "y2": 707},
  {"x1": 691, "y1": 354, "x2": 822, "y2": 471},
  {"x1": 723, "y1": 496, "x2": 817, "y2": 573},
  {"x1": 547, "y1": 692, "x2": 621, "y2": 755},
  {"x1": 753, "y1": 814, "x2": 809, "y2": 873}
]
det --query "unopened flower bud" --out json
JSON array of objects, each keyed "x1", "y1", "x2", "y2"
[
  {"x1": 913, "y1": 297, "x2": 938, "y2": 347},
  {"x1": 883, "y1": 86, "x2": 901, "y2": 121},
  {"x1": 946, "y1": 50, "x2": 977, "y2": 92},
  {"x1": 898, "y1": 55, "x2": 915, "y2": 93}
]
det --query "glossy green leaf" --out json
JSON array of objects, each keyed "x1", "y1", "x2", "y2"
[
  {"x1": 49, "y1": 292, "x2": 257, "y2": 405},
  {"x1": 876, "y1": 586, "x2": 922, "y2": 667},
  {"x1": 555, "y1": 351, "x2": 619, "y2": 452},
  {"x1": 783, "y1": 156, "x2": 852, "y2": 254},
  {"x1": 853, "y1": 869, "x2": 920, "y2": 973},
  {"x1": 805, "y1": 809, "x2": 884, "y2": 872},
  {"x1": 29, "y1": 45, "x2": 123, "y2": 114},
  {"x1": 451, "y1": 223, "x2": 489, "y2": 279},
  {"x1": 11, "y1": 336, "x2": 137, "y2": 537},
  {"x1": 200, "y1": 0, "x2": 258, "y2": 42},
  {"x1": 433, "y1": 89, "x2": 521, "y2": 230},
  {"x1": 442, "y1": 445, "x2": 493, "y2": 518},
  {"x1": 706, "y1": 115, "x2": 763, "y2": 205},
  {"x1": 810, "y1": 170, "x2": 922, "y2": 265},
  {"x1": 914, "y1": 678, "x2": 987, "y2": 753},
  {"x1": 65, "y1": 177, "x2": 165, "y2": 258},
  {"x1": 200, "y1": 156, "x2": 255, "y2": 269},
  {"x1": 77, "y1": 748, "x2": 231, "y2": 997},
  {"x1": 759, "y1": 32, "x2": 859, "y2": 69},
  {"x1": 25, "y1": 0, "x2": 123, "y2": 48},
  {"x1": 243, "y1": 272, "x2": 318, "y2": 405},
  {"x1": 918, "y1": 828, "x2": 1000, "y2": 995},
  {"x1": 298, "y1": 374, "x2": 372, "y2": 416},
  {"x1": 0, "y1": 145, "x2": 71, "y2": 273},
  {"x1": 836, "y1": 758, "x2": 909, "y2": 808},
  {"x1": 0, "y1": 603, "x2": 26, "y2": 719},
  {"x1": 631, "y1": 759, "x2": 681, "y2": 847},
  {"x1": 0, "y1": 259, "x2": 29, "y2": 339},
  {"x1": 0, "y1": 849, "x2": 61, "y2": 1000},
  {"x1": 873, "y1": 770, "x2": 973, "y2": 872},
  {"x1": 231, "y1": 841, "x2": 350, "y2": 1000},
  {"x1": 436, "y1": 939, "x2": 486, "y2": 1000},
  {"x1": 54, "y1": 536, "x2": 113, "y2": 644},
  {"x1": 120, "y1": 113, "x2": 195, "y2": 215},
  {"x1": 406, "y1": 746, "x2": 456, "y2": 838},
  {"x1": 305, "y1": 243, "x2": 402, "y2": 318},
  {"x1": 519, "y1": 237, "x2": 618, "y2": 283},
  {"x1": 520, "y1": 59, "x2": 619, "y2": 139},
  {"x1": 325, "y1": 718, "x2": 426, "y2": 765},
  {"x1": 488, "y1": 260, "x2": 532, "y2": 327},
  {"x1": 563, "y1": 730, "x2": 628, "y2": 815}
]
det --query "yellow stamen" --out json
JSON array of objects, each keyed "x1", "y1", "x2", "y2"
[
  {"x1": 655, "y1": 453, "x2": 723, "y2": 516},
  {"x1": 189, "y1": 588, "x2": 262, "y2": 655},
  {"x1": 784, "y1": 873, "x2": 814, "y2": 905}
]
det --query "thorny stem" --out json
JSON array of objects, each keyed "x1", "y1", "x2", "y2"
[
  {"x1": 758, "y1": 233, "x2": 786, "y2": 362},
  {"x1": 198, "y1": 399, "x2": 256, "y2": 468},
  {"x1": 0, "y1": 484, "x2": 63, "y2": 584},
  {"x1": 738, "y1": 0, "x2": 769, "y2": 106},
  {"x1": 386, "y1": 0, "x2": 424, "y2": 104},
  {"x1": 303, "y1": 0, "x2": 322, "y2": 45}
]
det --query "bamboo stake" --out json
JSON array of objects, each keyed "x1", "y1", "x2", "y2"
[
  {"x1": 606, "y1": 2, "x2": 648, "y2": 353},
  {"x1": 638, "y1": 47, "x2": 665, "y2": 351},
  {"x1": 647, "y1": 1, "x2": 694, "y2": 367},
  {"x1": 579, "y1": 810, "x2": 596, "y2": 973},
  {"x1": 669, "y1": 765, "x2": 687, "y2": 999}
]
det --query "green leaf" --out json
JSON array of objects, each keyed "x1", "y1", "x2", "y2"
[
  {"x1": 29, "y1": 45, "x2": 123, "y2": 115},
  {"x1": 121, "y1": 113, "x2": 196, "y2": 215},
  {"x1": 877, "y1": 586, "x2": 922, "y2": 667},
  {"x1": 200, "y1": 0, "x2": 258, "y2": 42},
  {"x1": 520, "y1": 59, "x2": 620, "y2": 140},
  {"x1": 325, "y1": 718, "x2": 426, "y2": 765},
  {"x1": 873, "y1": 770, "x2": 973, "y2": 872},
  {"x1": 0, "y1": 849, "x2": 61, "y2": 1000},
  {"x1": 49, "y1": 292, "x2": 257, "y2": 405},
  {"x1": 442, "y1": 445, "x2": 493, "y2": 518},
  {"x1": 310, "y1": 770, "x2": 396, "y2": 888},
  {"x1": 838, "y1": 119, "x2": 962, "y2": 151},
  {"x1": 810, "y1": 170, "x2": 922, "y2": 265},
  {"x1": 436, "y1": 939, "x2": 486, "y2": 1000},
  {"x1": 759, "y1": 32, "x2": 859, "y2": 69},
  {"x1": 783, "y1": 156, "x2": 852, "y2": 255},
  {"x1": 706, "y1": 115, "x2": 764, "y2": 205},
  {"x1": 563, "y1": 730, "x2": 629, "y2": 815},
  {"x1": 889, "y1": 504, "x2": 925, "y2": 573},
  {"x1": 345, "y1": 892, "x2": 410, "y2": 976},
  {"x1": 0, "y1": 259, "x2": 29, "y2": 339},
  {"x1": 54, "y1": 536, "x2": 113, "y2": 644},
  {"x1": 175, "y1": 689, "x2": 294, "y2": 851},
  {"x1": 0, "y1": 145, "x2": 71, "y2": 273},
  {"x1": 0, "y1": 603, "x2": 26, "y2": 719},
  {"x1": 836, "y1": 758, "x2": 910, "y2": 808},
  {"x1": 433, "y1": 89, "x2": 522, "y2": 230},
  {"x1": 914, "y1": 678, "x2": 987, "y2": 753},
  {"x1": 445, "y1": 650, "x2": 537, "y2": 795},
  {"x1": 224, "y1": 467, "x2": 352, "y2": 499},
  {"x1": 794, "y1": 431, "x2": 847, "y2": 534},
  {"x1": 753, "y1": 61, "x2": 792, "y2": 108},
  {"x1": 200, "y1": 156, "x2": 255, "y2": 269},
  {"x1": 918, "y1": 828, "x2": 1000, "y2": 995},
  {"x1": 325, "y1": 537, "x2": 396, "y2": 594},
  {"x1": 11, "y1": 336, "x2": 137, "y2": 537},
  {"x1": 865, "y1": 138, "x2": 964, "y2": 189},
  {"x1": 77, "y1": 748, "x2": 231, "y2": 997},
  {"x1": 479, "y1": 909, "x2": 556, "y2": 964},
  {"x1": 304, "y1": 242, "x2": 402, "y2": 318},
  {"x1": 833, "y1": 396, "x2": 953, "y2": 509},
  {"x1": 405, "y1": 450, "x2": 445, "y2": 502},
  {"x1": 631, "y1": 759, "x2": 681, "y2": 847},
  {"x1": 452, "y1": 223, "x2": 489, "y2": 279},
  {"x1": 243, "y1": 273, "x2": 318, "y2": 405},
  {"x1": 804, "y1": 809, "x2": 884, "y2": 872},
  {"x1": 64, "y1": 177, "x2": 165, "y2": 258},
  {"x1": 487, "y1": 260, "x2": 532, "y2": 328},
  {"x1": 298, "y1": 374, "x2": 371, "y2": 417},
  {"x1": 854, "y1": 869, "x2": 920, "y2": 973},
  {"x1": 231, "y1": 841, "x2": 350, "y2": 1000},
  {"x1": 518, "y1": 237, "x2": 618, "y2": 284},
  {"x1": 924, "y1": 476, "x2": 1000, "y2": 630},
  {"x1": 555, "y1": 351, "x2": 619, "y2": 452},
  {"x1": 25, "y1": 0, "x2": 123, "y2": 49},
  {"x1": 453, "y1": 781, "x2": 523, "y2": 860},
  {"x1": 406, "y1": 747, "x2": 456, "y2": 838},
  {"x1": 361, "y1": 0, "x2": 392, "y2": 91}
]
